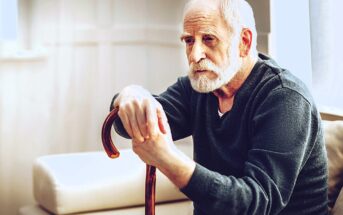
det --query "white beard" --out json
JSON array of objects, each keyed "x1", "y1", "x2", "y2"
[{"x1": 188, "y1": 39, "x2": 242, "y2": 93}]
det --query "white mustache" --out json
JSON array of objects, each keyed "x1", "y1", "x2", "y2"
[{"x1": 189, "y1": 59, "x2": 221, "y2": 75}]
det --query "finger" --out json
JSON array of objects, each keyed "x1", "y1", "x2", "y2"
[
  {"x1": 118, "y1": 108, "x2": 133, "y2": 138},
  {"x1": 113, "y1": 93, "x2": 125, "y2": 109},
  {"x1": 156, "y1": 105, "x2": 169, "y2": 134},
  {"x1": 112, "y1": 97, "x2": 120, "y2": 109},
  {"x1": 133, "y1": 100, "x2": 148, "y2": 139},
  {"x1": 145, "y1": 100, "x2": 159, "y2": 138},
  {"x1": 126, "y1": 105, "x2": 145, "y2": 142}
]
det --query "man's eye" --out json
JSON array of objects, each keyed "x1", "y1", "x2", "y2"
[
  {"x1": 203, "y1": 35, "x2": 215, "y2": 43},
  {"x1": 184, "y1": 37, "x2": 194, "y2": 45}
]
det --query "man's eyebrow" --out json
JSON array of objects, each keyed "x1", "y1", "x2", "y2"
[
  {"x1": 180, "y1": 33, "x2": 192, "y2": 41},
  {"x1": 180, "y1": 31, "x2": 219, "y2": 41}
]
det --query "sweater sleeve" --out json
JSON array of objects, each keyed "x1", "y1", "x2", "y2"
[
  {"x1": 154, "y1": 77, "x2": 192, "y2": 140},
  {"x1": 111, "y1": 77, "x2": 192, "y2": 141},
  {"x1": 181, "y1": 87, "x2": 320, "y2": 214}
]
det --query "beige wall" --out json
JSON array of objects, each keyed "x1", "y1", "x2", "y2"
[{"x1": 247, "y1": 0, "x2": 271, "y2": 54}]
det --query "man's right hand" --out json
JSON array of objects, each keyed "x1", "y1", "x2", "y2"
[{"x1": 113, "y1": 85, "x2": 168, "y2": 143}]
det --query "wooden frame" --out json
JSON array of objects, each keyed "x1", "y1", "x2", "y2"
[{"x1": 320, "y1": 111, "x2": 343, "y2": 121}]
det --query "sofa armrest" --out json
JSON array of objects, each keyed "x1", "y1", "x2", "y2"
[{"x1": 33, "y1": 148, "x2": 189, "y2": 214}]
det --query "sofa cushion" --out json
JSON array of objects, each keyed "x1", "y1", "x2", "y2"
[
  {"x1": 323, "y1": 120, "x2": 343, "y2": 209},
  {"x1": 33, "y1": 149, "x2": 188, "y2": 214}
]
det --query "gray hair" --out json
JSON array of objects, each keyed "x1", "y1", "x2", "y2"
[{"x1": 183, "y1": 0, "x2": 258, "y2": 57}]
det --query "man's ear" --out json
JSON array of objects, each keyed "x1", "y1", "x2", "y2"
[{"x1": 239, "y1": 28, "x2": 253, "y2": 57}]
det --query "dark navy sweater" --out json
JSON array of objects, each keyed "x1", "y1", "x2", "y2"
[{"x1": 113, "y1": 54, "x2": 328, "y2": 215}]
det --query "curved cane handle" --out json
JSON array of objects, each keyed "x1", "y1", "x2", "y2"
[
  {"x1": 101, "y1": 107, "x2": 120, "y2": 158},
  {"x1": 101, "y1": 107, "x2": 156, "y2": 215}
]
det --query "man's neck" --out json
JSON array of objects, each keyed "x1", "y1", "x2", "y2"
[{"x1": 213, "y1": 56, "x2": 257, "y2": 113}]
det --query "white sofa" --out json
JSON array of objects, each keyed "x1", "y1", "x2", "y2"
[
  {"x1": 19, "y1": 112, "x2": 343, "y2": 215},
  {"x1": 19, "y1": 143, "x2": 193, "y2": 215}
]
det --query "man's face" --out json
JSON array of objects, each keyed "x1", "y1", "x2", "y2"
[{"x1": 181, "y1": 2, "x2": 242, "y2": 93}]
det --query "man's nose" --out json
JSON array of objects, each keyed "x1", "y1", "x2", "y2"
[{"x1": 189, "y1": 42, "x2": 206, "y2": 63}]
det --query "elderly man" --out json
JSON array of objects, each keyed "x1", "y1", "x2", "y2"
[{"x1": 111, "y1": 0, "x2": 328, "y2": 214}]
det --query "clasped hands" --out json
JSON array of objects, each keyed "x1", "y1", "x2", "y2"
[
  {"x1": 114, "y1": 85, "x2": 195, "y2": 188},
  {"x1": 113, "y1": 85, "x2": 176, "y2": 168}
]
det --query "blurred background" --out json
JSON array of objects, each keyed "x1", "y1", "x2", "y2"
[{"x1": 0, "y1": 0, "x2": 342, "y2": 214}]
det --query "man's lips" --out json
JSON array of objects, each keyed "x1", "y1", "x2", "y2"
[
  {"x1": 192, "y1": 69, "x2": 218, "y2": 79},
  {"x1": 194, "y1": 70, "x2": 208, "y2": 73}
]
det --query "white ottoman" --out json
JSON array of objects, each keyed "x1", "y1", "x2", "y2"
[{"x1": 20, "y1": 148, "x2": 191, "y2": 214}]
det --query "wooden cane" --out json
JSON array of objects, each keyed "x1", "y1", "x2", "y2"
[{"x1": 101, "y1": 107, "x2": 156, "y2": 215}]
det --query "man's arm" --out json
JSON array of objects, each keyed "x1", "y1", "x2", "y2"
[{"x1": 180, "y1": 88, "x2": 324, "y2": 214}]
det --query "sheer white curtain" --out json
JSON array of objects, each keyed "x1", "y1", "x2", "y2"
[
  {"x1": 310, "y1": 0, "x2": 343, "y2": 109},
  {"x1": 0, "y1": 0, "x2": 188, "y2": 214}
]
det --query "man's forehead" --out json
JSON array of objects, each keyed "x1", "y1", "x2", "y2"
[
  {"x1": 182, "y1": 26, "x2": 220, "y2": 37},
  {"x1": 182, "y1": 2, "x2": 228, "y2": 37},
  {"x1": 182, "y1": 0, "x2": 224, "y2": 27}
]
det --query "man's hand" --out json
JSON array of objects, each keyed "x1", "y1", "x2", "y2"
[
  {"x1": 113, "y1": 85, "x2": 167, "y2": 143},
  {"x1": 132, "y1": 115, "x2": 195, "y2": 189},
  {"x1": 114, "y1": 85, "x2": 195, "y2": 188},
  {"x1": 131, "y1": 112, "x2": 173, "y2": 167}
]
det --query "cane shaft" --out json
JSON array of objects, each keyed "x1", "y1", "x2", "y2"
[{"x1": 101, "y1": 107, "x2": 156, "y2": 215}]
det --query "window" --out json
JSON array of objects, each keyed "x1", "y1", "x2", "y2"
[
  {"x1": 0, "y1": 0, "x2": 18, "y2": 40},
  {"x1": 310, "y1": 0, "x2": 343, "y2": 110},
  {"x1": 0, "y1": 0, "x2": 18, "y2": 56}
]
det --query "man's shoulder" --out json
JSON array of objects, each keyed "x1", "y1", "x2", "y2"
[{"x1": 257, "y1": 53, "x2": 314, "y2": 106}]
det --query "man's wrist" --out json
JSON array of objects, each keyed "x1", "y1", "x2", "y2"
[{"x1": 158, "y1": 148, "x2": 196, "y2": 189}]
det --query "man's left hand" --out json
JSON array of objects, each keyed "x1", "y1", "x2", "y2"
[{"x1": 131, "y1": 108, "x2": 196, "y2": 189}]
